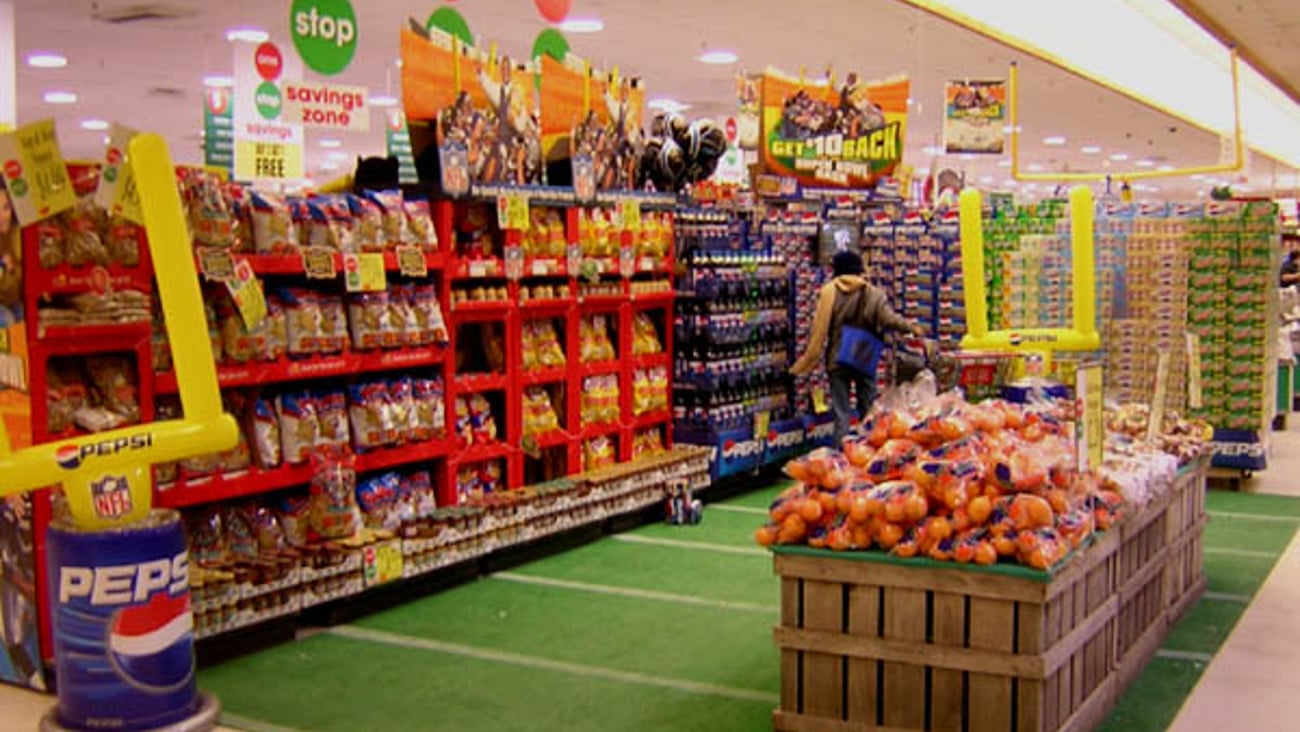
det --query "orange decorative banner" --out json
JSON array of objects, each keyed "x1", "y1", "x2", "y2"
[
  {"x1": 539, "y1": 54, "x2": 587, "y2": 157},
  {"x1": 760, "y1": 69, "x2": 909, "y2": 189}
]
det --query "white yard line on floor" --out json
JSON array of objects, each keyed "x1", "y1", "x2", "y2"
[
  {"x1": 609, "y1": 533, "x2": 770, "y2": 557},
  {"x1": 491, "y1": 572, "x2": 778, "y2": 614},
  {"x1": 220, "y1": 713, "x2": 309, "y2": 732},
  {"x1": 708, "y1": 504, "x2": 769, "y2": 516},
  {"x1": 1155, "y1": 649, "x2": 1215, "y2": 664},
  {"x1": 1170, "y1": 529, "x2": 1300, "y2": 732},
  {"x1": 327, "y1": 626, "x2": 780, "y2": 705},
  {"x1": 1207, "y1": 510, "x2": 1300, "y2": 523}
]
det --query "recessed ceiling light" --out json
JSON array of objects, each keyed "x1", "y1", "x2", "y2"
[
  {"x1": 559, "y1": 17, "x2": 604, "y2": 33},
  {"x1": 1003, "y1": 180, "x2": 1019, "y2": 187},
  {"x1": 327, "y1": 151, "x2": 349, "y2": 160},
  {"x1": 1135, "y1": 159, "x2": 1155, "y2": 168},
  {"x1": 1158, "y1": 164, "x2": 1175, "y2": 172},
  {"x1": 915, "y1": 168, "x2": 931, "y2": 176},
  {"x1": 320, "y1": 161, "x2": 341, "y2": 171},
  {"x1": 43, "y1": 91, "x2": 77, "y2": 104},
  {"x1": 697, "y1": 50, "x2": 739, "y2": 65},
  {"x1": 1043, "y1": 136, "x2": 1066, "y2": 146},
  {"x1": 1027, "y1": 163, "x2": 1044, "y2": 172},
  {"x1": 80, "y1": 119, "x2": 108, "y2": 131},
  {"x1": 921, "y1": 146, "x2": 940, "y2": 156},
  {"x1": 27, "y1": 52, "x2": 67, "y2": 69},
  {"x1": 203, "y1": 75, "x2": 234, "y2": 88},
  {"x1": 226, "y1": 27, "x2": 269, "y2": 43},
  {"x1": 906, "y1": 97, "x2": 915, "y2": 107},
  {"x1": 370, "y1": 95, "x2": 398, "y2": 108},
  {"x1": 1110, "y1": 153, "x2": 1129, "y2": 161},
  {"x1": 1080, "y1": 145, "x2": 1102, "y2": 154},
  {"x1": 997, "y1": 160, "x2": 1012, "y2": 168},
  {"x1": 1003, "y1": 125, "x2": 1022, "y2": 134},
  {"x1": 319, "y1": 139, "x2": 342, "y2": 149},
  {"x1": 1191, "y1": 174, "x2": 1206, "y2": 180},
  {"x1": 979, "y1": 175, "x2": 994, "y2": 184}
]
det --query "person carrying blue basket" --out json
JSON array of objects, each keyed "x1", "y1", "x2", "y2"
[{"x1": 790, "y1": 249, "x2": 925, "y2": 446}]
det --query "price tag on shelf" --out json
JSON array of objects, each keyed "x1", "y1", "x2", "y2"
[
  {"x1": 1186, "y1": 333, "x2": 1204, "y2": 410},
  {"x1": 811, "y1": 387, "x2": 828, "y2": 415},
  {"x1": 567, "y1": 244, "x2": 582, "y2": 277},
  {"x1": 396, "y1": 246, "x2": 428, "y2": 278},
  {"x1": 343, "y1": 252, "x2": 387, "y2": 293},
  {"x1": 504, "y1": 245, "x2": 524, "y2": 281},
  {"x1": 619, "y1": 244, "x2": 635, "y2": 278},
  {"x1": 362, "y1": 540, "x2": 404, "y2": 587},
  {"x1": 198, "y1": 248, "x2": 237, "y2": 282},
  {"x1": 496, "y1": 194, "x2": 530, "y2": 231},
  {"x1": 1074, "y1": 362, "x2": 1103, "y2": 472},
  {"x1": 754, "y1": 410, "x2": 771, "y2": 442},
  {"x1": 225, "y1": 258, "x2": 267, "y2": 331},
  {"x1": 301, "y1": 247, "x2": 337, "y2": 280}
]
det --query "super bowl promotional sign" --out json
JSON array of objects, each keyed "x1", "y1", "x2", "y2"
[
  {"x1": 942, "y1": 79, "x2": 1006, "y2": 155},
  {"x1": 760, "y1": 69, "x2": 909, "y2": 189},
  {"x1": 233, "y1": 39, "x2": 305, "y2": 182}
]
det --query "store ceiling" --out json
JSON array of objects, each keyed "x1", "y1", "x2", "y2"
[
  {"x1": 1170, "y1": 0, "x2": 1300, "y2": 105},
  {"x1": 11, "y1": 0, "x2": 1300, "y2": 199}
]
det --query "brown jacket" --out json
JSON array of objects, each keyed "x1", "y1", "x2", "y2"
[{"x1": 789, "y1": 275, "x2": 913, "y2": 375}]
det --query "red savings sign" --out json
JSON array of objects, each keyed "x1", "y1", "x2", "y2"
[{"x1": 255, "y1": 42, "x2": 283, "y2": 81}]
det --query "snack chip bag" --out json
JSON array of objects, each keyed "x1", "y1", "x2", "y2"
[
  {"x1": 349, "y1": 382, "x2": 396, "y2": 449},
  {"x1": 389, "y1": 377, "x2": 416, "y2": 444},
  {"x1": 315, "y1": 390, "x2": 351, "y2": 451},
  {"x1": 347, "y1": 194, "x2": 384, "y2": 252},
  {"x1": 250, "y1": 191, "x2": 299, "y2": 254},
  {"x1": 277, "y1": 495, "x2": 311, "y2": 547},
  {"x1": 413, "y1": 378, "x2": 445, "y2": 441},
  {"x1": 308, "y1": 451, "x2": 360, "y2": 541},
  {"x1": 277, "y1": 392, "x2": 321, "y2": 464},
  {"x1": 356, "y1": 472, "x2": 403, "y2": 530},
  {"x1": 363, "y1": 190, "x2": 409, "y2": 245},
  {"x1": 403, "y1": 197, "x2": 439, "y2": 250},
  {"x1": 348, "y1": 291, "x2": 392, "y2": 350},
  {"x1": 252, "y1": 397, "x2": 282, "y2": 468}
]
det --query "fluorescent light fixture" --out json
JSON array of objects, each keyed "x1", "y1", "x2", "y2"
[
  {"x1": 226, "y1": 27, "x2": 269, "y2": 43},
  {"x1": 26, "y1": 52, "x2": 67, "y2": 68},
  {"x1": 915, "y1": 168, "x2": 931, "y2": 176},
  {"x1": 896, "y1": 0, "x2": 1300, "y2": 167},
  {"x1": 1027, "y1": 162, "x2": 1044, "y2": 172},
  {"x1": 997, "y1": 160, "x2": 1012, "y2": 168},
  {"x1": 1003, "y1": 125, "x2": 1022, "y2": 134},
  {"x1": 370, "y1": 95, "x2": 398, "y2": 108},
  {"x1": 697, "y1": 50, "x2": 738, "y2": 65},
  {"x1": 320, "y1": 161, "x2": 341, "y2": 171},
  {"x1": 1043, "y1": 136, "x2": 1066, "y2": 146},
  {"x1": 43, "y1": 91, "x2": 77, "y2": 104},
  {"x1": 907, "y1": 97, "x2": 916, "y2": 107},
  {"x1": 1003, "y1": 179, "x2": 1019, "y2": 187},
  {"x1": 203, "y1": 75, "x2": 234, "y2": 88},
  {"x1": 1135, "y1": 159, "x2": 1155, "y2": 167},
  {"x1": 1158, "y1": 164, "x2": 1175, "y2": 171},
  {"x1": 327, "y1": 151, "x2": 349, "y2": 160},
  {"x1": 1110, "y1": 153, "x2": 1129, "y2": 161},
  {"x1": 319, "y1": 139, "x2": 343, "y2": 149},
  {"x1": 979, "y1": 175, "x2": 994, "y2": 183},
  {"x1": 80, "y1": 119, "x2": 108, "y2": 131},
  {"x1": 559, "y1": 17, "x2": 604, "y2": 33},
  {"x1": 1191, "y1": 174, "x2": 1206, "y2": 180},
  {"x1": 1080, "y1": 145, "x2": 1102, "y2": 154},
  {"x1": 921, "y1": 145, "x2": 941, "y2": 156}
]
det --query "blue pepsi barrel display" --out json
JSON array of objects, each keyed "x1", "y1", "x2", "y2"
[{"x1": 46, "y1": 509, "x2": 199, "y2": 731}]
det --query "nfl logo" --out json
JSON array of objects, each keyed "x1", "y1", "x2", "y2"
[{"x1": 91, "y1": 475, "x2": 133, "y2": 520}]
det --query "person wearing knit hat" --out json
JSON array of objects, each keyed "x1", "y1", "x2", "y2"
[{"x1": 791, "y1": 248, "x2": 924, "y2": 445}]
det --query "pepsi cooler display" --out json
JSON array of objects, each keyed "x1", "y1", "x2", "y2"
[{"x1": 46, "y1": 510, "x2": 200, "y2": 731}]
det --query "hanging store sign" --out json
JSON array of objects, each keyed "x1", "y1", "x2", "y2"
[
  {"x1": 203, "y1": 86, "x2": 234, "y2": 172},
  {"x1": 233, "y1": 39, "x2": 305, "y2": 182},
  {"x1": 942, "y1": 79, "x2": 1006, "y2": 155},
  {"x1": 0, "y1": 119, "x2": 76, "y2": 225},
  {"x1": 760, "y1": 68, "x2": 909, "y2": 189},
  {"x1": 385, "y1": 110, "x2": 418, "y2": 184},
  {"x1": 281, "y1": 81, "x2": 369, "y2": 132}
]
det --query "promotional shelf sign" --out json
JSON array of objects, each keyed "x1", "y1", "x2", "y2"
[
  {"x1": 943, "y1": 79, "x2": 1006, "y2": 155},
  {"x1": 233, "y1": 40, "x2": 305, "y2": 182}
]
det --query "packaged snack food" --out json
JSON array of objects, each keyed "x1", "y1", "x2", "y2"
[
  {"x1": 403, "y1": 197, "x2": 439, "y2": 250},
  {"x1": 251, "y1": 397, "x2": 282, "y2": 468},
  {"x1": 389, "y1": 377, "x2": 416, "y2": 444},
  {"x1": 87, "y1": 356, "x2": 140, "y2": 423},
  {"x1": 186, "y1": 508, "x2": 229, "y2": 566},
  {"x1": 318, "y1": 294, "x2": 349, "y2": 353},
  {"x1": 412, "y1": 378, "x2": 445, "y2": 441},
  {"x1": 278, "y1": 495, "x2": 312, "y2": 547},
  {"x1": 357, "y1": 472, "x2": 403, "y2": 530},
  {"x1": 347, "y1": 194, "x2": 384, "y2": 252},
  {"x1": 308, "y1": 451, "x2": 360, "y2": 541},
  {"x1": 409, "y1": 284, "x2": 448, "y2": 345},
  {"x1": 250, "y1": 191, "x2": 299, "y2": 254},
  {"x1": 280, "y1": 288, "x2": 324, "y2": 355},
  {"x1": 217, "y1": 393, "x2": 253, "y2": 473},
  {"x1": 522, "y1": 387, "x2": 560, "y2": 437},
  {"x1": 307, "y1": 196, "x2": 356, "y2": 252},
  {"x1": 387, "y1": 285, "x2": 419, "y2": 347},
  {"x1": 348, "y1": 291, "x2": 392, "y2": 350},
  {"x1": 349, "y1": 381, "x2": 396, "y2": 449},
  {"x1": 315, "y1": 390, "x2": 350, "y2": 451},
  {"x1": 222, "y1": 506, "x2": 260, "y2": 559},
  {"x1": 580, "y1": 315, "x2": 616, "y2": 362},
  {"x1": 104, "y1": 217, "x2": 142, "y2": 266},
  {"x1": 218, "y1": 296, "x2": 268, "y2": 363},
  {"x1": 584, "y1": 436, "x2": 616, "y2": 471},
  {"x1": 183, "y1": 170, "x2": 236, "y2": 249},
  {"x1": 363, "y1": 190, "x2": 408, "y2": 245},
  {"x1": 454, "y1": 395, "x2": 473, "y2": 444},
  {"x1": 37, "y1": 219, "x2": 66, "y2": 268},
  {"x1": 403, "y1": 470, "x2": 437, "y2": 519},
  {"x1": 468, "y1": 393, "x2": 498, "y2": 444},
  {"x1": 277, "y1": 392, "x2": 320, "y2": 464},
  {"x1": 631, "y1": 312, "x2": 662, "y2": 355},
  {"x1": 243, "y1": 503, "x2": 289, "y2": 553}
]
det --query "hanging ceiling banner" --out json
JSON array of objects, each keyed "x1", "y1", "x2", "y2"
[
  {"x1": 233, "y1": 39, "x2": 305, "y2": 183},
  {"x1": 942, "y1": 79, "x2": 1006, "y2": 155},
  {"x1": 281, "y1": 81, "x2": 369, "y2": 132},
  {"x1": 760, "y1": 68, "x2": 909, "y2": 189}
]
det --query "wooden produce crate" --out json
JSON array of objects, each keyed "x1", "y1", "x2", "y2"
[
  {"x1": 1164, "y1": 456, "x2": 1210, "y2": 624},
  {"x1": 773, "y1": 530, "x2": 1121, "y2": 732},
  {"x1": 1113, "y1": 488, "x2": 1171, "y2": 692}
]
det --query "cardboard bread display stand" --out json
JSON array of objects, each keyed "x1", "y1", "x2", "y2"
[{"x1": 0, "y1": 133, "x2": 237, "y2": 731}]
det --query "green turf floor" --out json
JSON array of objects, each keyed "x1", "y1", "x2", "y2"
[{"x1": 201, "y1": 482, "x2": 1300, "y2": 732}]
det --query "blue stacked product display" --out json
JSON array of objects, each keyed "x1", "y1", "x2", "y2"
[{"x1": 673, "y1": 208, "x2": 811, "y2": 480}]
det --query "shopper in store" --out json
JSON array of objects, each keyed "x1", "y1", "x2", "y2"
[
  {"x1": 1281, "y1": 233, "x2": 1300, "y2": 287},
  {"x1": 790, "y1": 249, "x2": 924, "y2": 444}
]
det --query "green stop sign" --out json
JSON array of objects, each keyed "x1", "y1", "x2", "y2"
[{"x1": 291, "y1": 0, "x2": 357, "y2": 76}]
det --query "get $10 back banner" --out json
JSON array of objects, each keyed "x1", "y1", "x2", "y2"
[{"x1": 760, "y1": 69, "x2": 909, "y2": 189}]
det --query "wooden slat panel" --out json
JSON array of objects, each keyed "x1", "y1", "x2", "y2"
[
  {"x1": 1017, "y1": 602, "x2": 1045, "y2": 732},
  {"x1": 968, "y1": 598, "x2": 1015, "y2": 732},
  {"x1": 772, "y1": 709, "x2": 920, "y2": 732},
  {"x1": 782, "y1": 577, "x2": 802, "y2": 627},
  {"x1": 775, "y1": 626, "x2": 1049, "y2": 679},
  {"x1": 802, "y1": 580, "x2": 845, "y2": 719},
  {"x1": 1041, "y1": 597, "x2": 1119, "y2": 678},
  {"x1": 776, "y1": 554, "x2": 1047, "y2": 603},
  {"x1": 782, "y1": 649, "x2": 801, "y2": 713},
  {"x1": 882, "y1": 588, "x2": 927, "y2": 730},
  {"x1": 1044, "y1": 669, "x2": 1061, "y2": 732},
  {"x1": 846, "y1": 585, "x2": 881, "y2": 725},
  {"x1": 931, "y1": 593, "x2": 966, "y2": 732}
]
